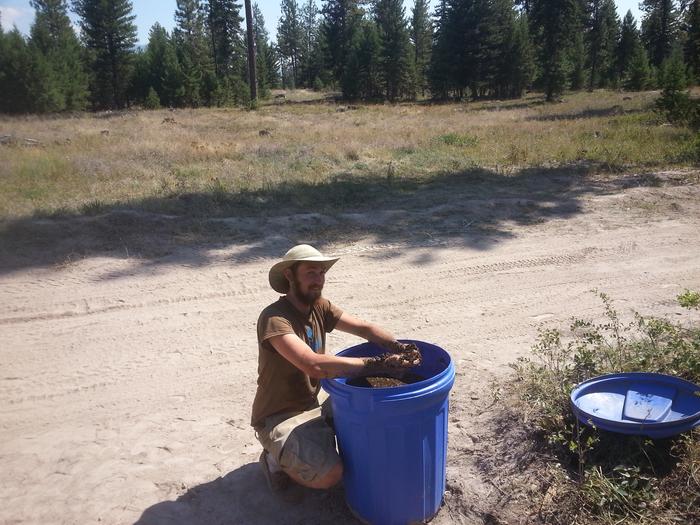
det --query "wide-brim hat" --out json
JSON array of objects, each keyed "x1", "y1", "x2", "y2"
[{"x1": 269, "y1": 244, "x2": 339, "y2": 293}]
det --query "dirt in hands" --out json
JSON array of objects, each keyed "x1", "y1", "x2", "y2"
[{"x1": 397, "y1": 343, "x2": 422, "y2": 366}]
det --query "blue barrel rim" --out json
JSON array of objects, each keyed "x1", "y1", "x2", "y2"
[
  {"x1": 570, "y1": 372, "x2": 700, "y2": 436},
  {"x1": 321, "y1": 339, "x2": 455, "y2": 398}
]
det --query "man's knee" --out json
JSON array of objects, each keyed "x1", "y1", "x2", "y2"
[{"x1": 313, "y1": 461, "x2": 343, "y2": 489}]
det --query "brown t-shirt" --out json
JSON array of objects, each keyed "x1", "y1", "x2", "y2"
[{"x1": 250, "y1": 296, "x2": 344, "y2": 427}]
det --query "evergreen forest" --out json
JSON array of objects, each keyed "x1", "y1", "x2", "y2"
[{"x1": 0, "y1": 0, "x2": 699, "y2": 113}]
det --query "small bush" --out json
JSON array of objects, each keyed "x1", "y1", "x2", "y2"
[
  {"x1": 678, "y1": 289, "x2": 700, "y2": 309},
  {"x1": 436, "y1": 132, "x2": 478, "y2": 147},
  {"x1": 230, "y1": 76, "x2": 251, "y2": 107},
  {"x1": 655, "y1": 90, "x2": 700, "y2": 130},
  {"x1": 144, "y1": 87, "x2": 161, "y2": 110}
]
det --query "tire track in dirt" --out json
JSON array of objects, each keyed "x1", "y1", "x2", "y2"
[{"x1": 0, "y1": 284, "x2": 269, "y2": 326}]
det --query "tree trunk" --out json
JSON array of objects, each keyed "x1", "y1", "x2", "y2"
[{"x1": 244, "y1": 0, "x2": 257, "y2": 102}]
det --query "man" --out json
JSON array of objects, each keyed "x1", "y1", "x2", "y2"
[{"x1": 251, "y1": 244, "x2": 421, "y2": 493}]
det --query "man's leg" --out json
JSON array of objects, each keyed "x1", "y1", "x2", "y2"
[
  {"x1": 285, "y1": 459, "x2": 342, "y2": 490},
  {"x1": 258, "y1": 448, "x2": 291, "y2": 492},
  {"x1": 257, "y1": 405, "x2": 342, "y2": 491}
]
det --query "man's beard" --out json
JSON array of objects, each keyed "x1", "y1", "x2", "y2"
[{"x1": 290, "y1": 279, "x2": 322, "y2": 306}]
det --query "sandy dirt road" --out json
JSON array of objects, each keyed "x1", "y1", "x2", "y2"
[{"x1": 1, "y1": 170, "x2": 699, "y2": 524}]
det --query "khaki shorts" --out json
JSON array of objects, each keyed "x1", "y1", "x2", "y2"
[{"x1": 255, "y1": 392, "x2": 340, "y2": 483}]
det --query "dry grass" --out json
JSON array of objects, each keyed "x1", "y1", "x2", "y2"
[{"x1": 0, "y1": 89, "x2": 696, "y2": 219}]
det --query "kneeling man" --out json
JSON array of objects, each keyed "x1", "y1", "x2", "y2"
[{"x1": 251, "y1": 244, "x2": 420, "y2": 492}]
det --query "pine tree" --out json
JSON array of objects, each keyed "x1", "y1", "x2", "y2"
[
  {"x1": 73, "y1": 0, "x2": 138, "y2": 109},
  {"x1": 24, "y1": 37, "x2": 64, "y2": 112},
  {"x1": 655, "y1": 45, "x2": 692, "y2": 124},
  {"x1": 686, "y1": 0, "x2": 700, "y2": 82},
  {"x1": 617, "y1": 10, "x2": 642, "y2": 81},
  {"x1": 450, "y1": 0, "x2": 483, "y2": 98},
  {"x1": 626, "y1": 42, "x2": 652, "y2": 90},
  {"x1": 174, "y1": 0, "x2": 213, "y2": 106},
  {"x1": 0, "y1": 28, "x2": 35, "y2": 113},
  {"x1": 569, "y1": 29, "x2": 586, "y2": 90},
  {"x1": 130, "y1": 23, "x2": 185, "y2": 107},
  {"x1": 320, "y1": 0, "x2": 363, "y2": 87},
  {"x1": 586, "y1": 0, "x2": 620, "y2": 88},
  {"x1": 354, "y1": 20, "x2": 381, "y2": 98},
  {"x1": 640, "y1": 0, "x2": 679, "y2": 68},
  {"x1": 429, "y1": 0, "x2": 454, "y2": 98},
  {"x1": 161, "y1": 34, "x2": 187, "y2": 106},
  {"x1": 658, "y1": 45, "x2": 687, "y2": 89},
  {"x1": 144, "y1": 86, "x2": 161, "y2": 108},
  {"x1": 129, "y1": 46, "x2": 150, "y2": 103},
  {"x1": 530, "y1": 0, "x2": 581, "y2": 100},
  {"x1": 431, "y1": 0, "x2": 521, "y2": 100},
  {"x1": 489, "y1": 0, "x2": 522, "y2": 98},
  {"x1": 501, "y1": 12, "x2": 535, "y2": 98},
  {"x1": 375, "y1": 0, "x2": 414, "y2": 100},
  {"x1": 145, "y1": 24, "x2": 172, "y2": 101},
  {"x1": 430, "y1": 0, "x2": 473, "y2": 99},
  {"x1": 277, "y1": 0, "x2": 303, "y2": 87},
  {"x1": 253, "y1": 3, "x2": 277, "y2": 95},
  {"x1": 340, "y1": 18, "x2": 381, "y2": 99},
  {"x1": 29, "y1": 0, "x2": 88, "y2": 111},
  {"x1": 300, "y1": 0, "x2": 320, "y2": 86},
  {"x1": 410, "y1": 0, "x2": 431, "y2": 97},
  {"x1": 207, "y1": 0, "x2": 245, "y2": 79}
]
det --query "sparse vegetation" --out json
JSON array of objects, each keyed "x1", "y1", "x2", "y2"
[
  {"x1": 1, "y1": 90, "x2": 697, "y2": 220},
  {"x1": 678, "y1": 290, "x2": 700, "y2": 309},
  {"x1": 435, "y1": 132, "x2": 479, "y2": 147},
  {"x1": 512, "y1": 292, "x2": 700, "y2": 524}
]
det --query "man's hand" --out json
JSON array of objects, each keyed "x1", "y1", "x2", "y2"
[
  {"x1": 365, "y1": 343, "x2": 422, "y2": 375},
  {"x1": 383, "y1": 351, "x2": 422, "y2": 368},
  {"x1": 386, "y1": 341, "x2": 423, "y2": 365}
]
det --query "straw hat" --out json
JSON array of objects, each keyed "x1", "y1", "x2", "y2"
[{"x1": 268, "y1": 244, "x2": 339, "y2": 293}]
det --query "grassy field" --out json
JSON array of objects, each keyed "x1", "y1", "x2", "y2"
[{"x1": 0, "y1": 89, "x2": 698, "y2": 220}]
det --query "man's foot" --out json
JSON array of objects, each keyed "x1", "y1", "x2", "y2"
[{"x1": 259, "y1": 450, "x2": 291, "y2": 493}]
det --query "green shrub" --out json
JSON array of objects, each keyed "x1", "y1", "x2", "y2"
[
  {"x1": 655, "y1": 90, "x2": 700, "y2": 130},
  {"x1": 436, "y1": 132, "x2": 478, "y2": 147},
  {"x1": 144, "y1": 87, "x2": 161, "y2": 109},
  {"x1": 678, "y1": 289, "x2": 700, "y2": 309},
  {"x1": 227, "y1": 76, "x2": 251, "y2": 107}
]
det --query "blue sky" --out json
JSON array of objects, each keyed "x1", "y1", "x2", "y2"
[{"x1": 1, "y1": 0, "x2": 644, "y2": 45}]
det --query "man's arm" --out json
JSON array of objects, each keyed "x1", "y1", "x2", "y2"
[
  {"x1": 268, "y1": 332, "x2": 418, "y2": 380},
  {"x1": 334, "y1": 312, "x2": 407, "y2": 353}
]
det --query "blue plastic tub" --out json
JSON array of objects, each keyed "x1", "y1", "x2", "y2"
[
  {"x1": 321, "y1": 340, "x2": 455, "y2": 525},
  {"x1": 571, "y1": 372, "x2": 700, "y2": 439}
]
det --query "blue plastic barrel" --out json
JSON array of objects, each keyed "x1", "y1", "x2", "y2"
[{"x1": 321, "y1": 340, "x2": 455, "y2": 525}]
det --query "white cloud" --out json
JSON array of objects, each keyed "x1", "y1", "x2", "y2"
[{"x1": 0, "y1": 6, "x2": 33, "y2": 33}]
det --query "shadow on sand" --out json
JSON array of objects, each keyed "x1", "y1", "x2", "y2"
[
  {"x1": 0, "y1": 164, "x2": 666, "y2": 277},
  {"x1": 133, "y1": 462, "x2": 359, "y2": 525}
]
